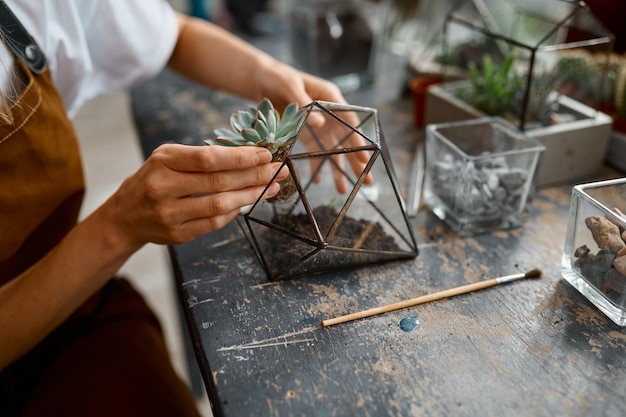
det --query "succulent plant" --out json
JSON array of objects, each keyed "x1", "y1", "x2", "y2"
[
  {"x1": 206, "y1": 98, "x2": 307, "y2": 202},
  {"x1": 206, "y1": 98, "x2": 306, "y2": 157}
]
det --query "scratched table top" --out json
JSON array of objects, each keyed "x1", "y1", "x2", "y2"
[{"x1": 130, "y1": 52, "x2": 626, "y2": 417}]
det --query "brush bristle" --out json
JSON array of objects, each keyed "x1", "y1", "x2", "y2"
[{"x1": 524, "y1": 269, "x2": 542, "y2": 278}]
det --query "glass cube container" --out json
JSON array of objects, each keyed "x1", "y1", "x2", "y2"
[
  {"x1": 239, "y1": 101, "x2": 418, "y2": 281},
  {"x1": 562, "y1": 178, "x2": 626, "y2": 326},
  {"x1": 287, "y1": 0, "x2": 388, "y2": 92},
  {"x1": 423, "y1": 117, "x2": 545, "y2": 236}
]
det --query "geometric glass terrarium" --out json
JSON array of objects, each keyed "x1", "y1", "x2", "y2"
[
  {"x1": 427, "y1": 0, "x2": 614, "y2": 130},
  {"x1": 562, "y1": 178, "x2": 626, "y2": 326},
  {"x1": 238, "y1": 101, "x2": 418, "y2": 281}
]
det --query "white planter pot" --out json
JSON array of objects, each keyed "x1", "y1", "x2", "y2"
[{"x1": 425, "y1": 82, "x2": 613, "y2": 187}]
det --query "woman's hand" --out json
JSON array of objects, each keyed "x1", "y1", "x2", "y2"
[
  {"x1": 100, "y1": 144, "x2": 288, "y2": 251},
  {"x1": 256, "y1": 61, "x2": 374, "y2": 193},
  {"x1": 169, "y1": 14, "x2": 372, "y2": 195}
]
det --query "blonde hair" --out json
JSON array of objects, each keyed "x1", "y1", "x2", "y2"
[
  {"x1": 0, "y1": 30, "x2": 15, "y2": 125},
  {"x1": 0, "y1": 92, "x2": 13, "y2": 124}
]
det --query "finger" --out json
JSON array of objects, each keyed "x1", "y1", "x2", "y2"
[
  {"x1": 152, "y1": 163, "x2": 289, "y2": 198},
  {"x1": 150, "y1": 143, "x2": 273, "y2": 173},
  {"x1": 177, "y1": 211, "x2": 241, "y2": 241},
  {"x1": 330, "y1": 154, "x2": 349, "y2": 195},
  {"x1": 347, "y1": 150, "x2": 374, "y2": 186},
  {"x1": 167, "y1": 182, "x2": 282, "y2": 224},
  {"x1": 290, "y1": 73, "x2": 345, "y2": 128}
]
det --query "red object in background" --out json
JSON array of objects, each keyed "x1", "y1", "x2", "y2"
[
  {"x1": 584, "y1": 0, "x2": 626, "y2": 53},
  {"x1": 614, "y1": 118, "x2": 626, "y2": 134},
  {"x1": 409, "y1": 76, "x2": 443, "y2": 128}
]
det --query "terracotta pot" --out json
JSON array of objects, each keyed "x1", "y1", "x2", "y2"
[{"x1": 408, "y1": 75, "x2": 442, "y2": 128}]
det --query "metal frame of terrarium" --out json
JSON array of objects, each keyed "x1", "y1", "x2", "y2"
[
  {"x1": 427, "y1": 0, "x2": 615, "y2": 130},
  {"x1": 238, "y1": 101, "x2": 418, "y2": 281}
]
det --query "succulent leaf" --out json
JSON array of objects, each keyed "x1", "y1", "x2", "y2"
[
  {"x1": 231, "y1": 111, "x2": 253, "y2": 132},
  {"x1": 213, "y1": 128, "x2": 243, "y2": 142},
  {"x1": 241, "y1": 128, "x2": 262, "y2": 143},
  {"x1": 267, "y1": 108, "x2": 277, "y2": 133},
  {"x1": 258, "y1": 98, "x2": 273, "y2": 120},
  {"x1": 254, "y1": 118, "x2": 270, "y2": 139},
  {"x1": 214, "y1": 138, "x2": 248, "y2": 147}
]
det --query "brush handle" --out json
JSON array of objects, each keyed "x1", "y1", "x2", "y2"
[{"x1": 321, "y1": 272, "x2": 529, "y2": 327}]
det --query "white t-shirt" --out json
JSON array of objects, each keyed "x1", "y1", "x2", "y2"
[{"x1": 0, "y1": 0, "x2": 178, "y2": 118}]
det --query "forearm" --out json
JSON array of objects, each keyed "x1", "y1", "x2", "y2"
[
  {"x1": 0, "y1": 207, "x2": 139, "y2": 371},
  {"x1": 0, "y1": 144, "x2": 285, "y2": 371},
  {"x1": 167, "y1": 13, "x2": 275, "y2": 102}
]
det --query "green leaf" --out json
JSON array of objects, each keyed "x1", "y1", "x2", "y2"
[
  {"x1": 214, "y1": 128, "x2": 243, "y2": 141},
  {"x1": 232, "y1": 111, "x2": 253, "y2": 131},
  {"x1": 281, "y1": 102, "x2": 298, "y2": 122},
  {"x1": 241, "y1": 128, "x2": 262, "y2": 143},
  {"x1": 258, "y1": 98, "x2": 274, "y2": 121},
  {"x1": 267, "y1": 109, "x2": 277, "y2": 133},
  {"x1": 277, "y1": 107, "x2": 305, "y2": 138},
  {"x1": 213, "y1": 137, "x2": 247, "y2": 146},
  {"x1": 254, "y1": 118, "x2": 270, "y2": 139}
]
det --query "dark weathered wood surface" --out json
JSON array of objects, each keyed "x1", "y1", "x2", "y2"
[{"x1": 130, "y1": 36, "x2": 626, "y2": 417}]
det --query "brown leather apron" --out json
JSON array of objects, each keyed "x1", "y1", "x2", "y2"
[
  {"x1": 0, "y1": 60, "x2": 85, "y2": 282},
  {"x1": 0, "y1": 10, "x2": 200, "y2": 417}
]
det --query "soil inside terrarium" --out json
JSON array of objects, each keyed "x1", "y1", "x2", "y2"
[{"x1": 259, "y1": 206, "x2": 403, "y2": 277}]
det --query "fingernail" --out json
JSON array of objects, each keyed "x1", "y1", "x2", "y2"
[
  {"x1": 267, "y1": 182, "x2": 280, "y2": 195},
  {"x1": 255, "y1": 148, "x2": 272, "y2": 165},
  {"x1": 239, "y1": 204, "x2": 253, "y2": 215},
  {"x1": 274, "y1": 164, "x2": 288, "y2": 178}
]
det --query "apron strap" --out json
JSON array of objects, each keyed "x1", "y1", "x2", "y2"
[{"x1": 0, "y1": 0, "x2": 46, "y2": 74}]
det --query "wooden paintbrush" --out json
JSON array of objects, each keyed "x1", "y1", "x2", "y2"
[{"x1": 321, "y1": 269, "x2": 542, "y2": 327}]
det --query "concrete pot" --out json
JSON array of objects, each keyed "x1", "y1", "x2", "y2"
[{"x1": 425, "y1": 81, "x2": 613, "y2": 186}]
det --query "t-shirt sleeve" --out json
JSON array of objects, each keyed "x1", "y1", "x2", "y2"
[
  {"x1": 82, "y1": 1, "x2": 179, "y2": 88},
  {"x1": 67, "y1": 0, "x2": 179, "y2": 117}
]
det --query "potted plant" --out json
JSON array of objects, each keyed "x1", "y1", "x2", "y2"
[
  {"x1": 425, "y1": 52, "x2": 613, "y2": 187},
  {"x1": 207, "y1": 99, "x2": 418, "y2": 281}
]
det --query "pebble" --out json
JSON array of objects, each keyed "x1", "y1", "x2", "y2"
[
  {"x1": 585, "y1": 216, "x2": 625, "y2": 252},
  {"x1": 603, "y1": 268, "x2": 626, "y2": 294},
  {"x1": 592, "y1": 249, "x2": 616, "y2": 272},
  {"x1": 429, "y1": 153, "x2": 530, "y2": 219},
  {"x1": 580, "y1": 258, "x2": 604, "y2": 288},
  {"x1": 615, "y1": 255, "x2": 626, "y2": 276},
  {"x1": 574, "y1": 244, "x2": 590, "y2": 258}
]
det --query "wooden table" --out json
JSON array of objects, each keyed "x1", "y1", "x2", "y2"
[{"x1": 130, "y1": 36, "x2": 626, "y2": 417}]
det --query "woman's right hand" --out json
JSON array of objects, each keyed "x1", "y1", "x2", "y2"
[{"x1": 99, "y1": 143, "x2": 288, "y2": 252}]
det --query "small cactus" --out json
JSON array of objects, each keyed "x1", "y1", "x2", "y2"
[{"x1": 454, "y1": 54, "x2": 523, "y2": 118}]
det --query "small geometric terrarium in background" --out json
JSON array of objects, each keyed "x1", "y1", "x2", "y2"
[
  {"x1": 562, "y1": 178, "x2": 626, "y2": 326},
  {"x1": 421, "y1": 0, "x2": 615, "y2": 186},
  {"x1": 207, "y1": 99, "x2": 417, "y2": 281}
]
